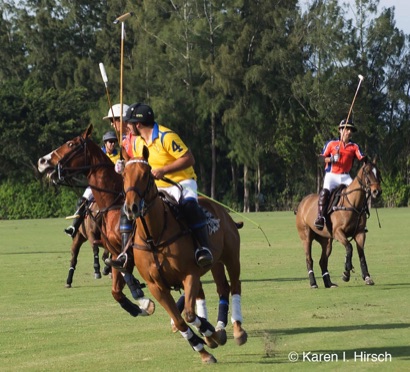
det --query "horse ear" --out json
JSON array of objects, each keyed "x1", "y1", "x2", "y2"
[
  {"x1": 85, "y1": 124, "x2": 93, "y2": 138},
  {"x1": 143, "y1": 145, "x2": 149, "y2": 161}
]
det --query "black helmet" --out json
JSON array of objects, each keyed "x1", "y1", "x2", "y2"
[
  {"x1": 102, "y1": 131, "x2": 117, "y2": 142},
  {"x1": 124, "y1": 103, "x2": 155, "y2": 125},
  {"x1": 338, "y1": 118, "x2": 357, "y2": 132}
]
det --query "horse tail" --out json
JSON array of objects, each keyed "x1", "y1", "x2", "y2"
[{"x1": 293, "y1": 209, "x2": 298, "y2": 215}]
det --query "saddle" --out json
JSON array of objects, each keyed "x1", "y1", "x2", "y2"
[
  {"x1": 158, "y1": 191, "x2": 220, "y2": 235},
  {"x1": 326, "y1": 184, "x2": 346, "y2": 216}
]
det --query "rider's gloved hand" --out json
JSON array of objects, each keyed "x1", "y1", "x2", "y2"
[
  {"x1": 330, "y1": 153, "x2": 340, "y2": 163},
  {"x1": 115, "y1": 159, "x2": 125, "y2": 174}
]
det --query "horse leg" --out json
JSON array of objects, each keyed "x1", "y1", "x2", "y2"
[
  {"x1": 101, "y1": 249, "x2": 112, "y2": 276},
  {"x1": 148, "y1": 282, "x2": 216, "y2": 364},
  {"x1": 318, "y1": 237, "x2": 337, "y2": 288},
  {"x1": 223, "y1": 259, "x2": 248, "y2": 346},
  {"x1": 110, "y1": 268, "x2": 144, "y2": 317},
  {"x1": 183, "y1": 275, "x2": 225, "y2": 350},
  {"x1": 341, "y1": 240, "x2": 354, "y2": 282},
  {"x1": 66, "y1": 234, "x2": 85, "y2": 288},
  {"x1": 355, "y1": 233, "x2": 374, "y2": 285},
  {"x1": 92, "y1": 243, "x2": 102, "y2": 279},
  {"x1": 211, "y1": 263, "x2": 229, "y2": 329},
  {"x1": 303, "y1": 238, "x2": 317, "y2": 288}
]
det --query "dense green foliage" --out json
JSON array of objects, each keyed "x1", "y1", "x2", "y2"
[{"x1": 0, "y1": 0, "x2": 409, "y2": 219}]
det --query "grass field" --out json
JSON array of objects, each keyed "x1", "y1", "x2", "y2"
[{"x1": 0, "y1": 208, "x2": 409, "y2": 371}]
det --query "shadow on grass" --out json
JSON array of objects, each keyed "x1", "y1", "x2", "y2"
[{"x1": 259, "y1": 322, "x2": 410, "y2": 336}]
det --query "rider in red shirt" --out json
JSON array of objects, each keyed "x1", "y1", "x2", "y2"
[{"x1": 314, "y1": 119, "x2": 367, "y2": 230}]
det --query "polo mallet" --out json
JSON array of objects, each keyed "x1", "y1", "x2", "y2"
[
  {"x1": 339, "y1": 74, "x2": 364, "y2": 149},
  {"x1": 99, "y1": 63, "x2": 120, "y2": 143},
  {"x1": 114, "y1": 12, "x2": 134, "y2": 147}
]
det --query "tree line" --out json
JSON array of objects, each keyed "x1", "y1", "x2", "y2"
[{"x1": 0, "y1": 0, "x2": 409, "y2": 219}]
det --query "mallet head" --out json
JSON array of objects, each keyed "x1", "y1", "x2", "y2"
[{"x1": 358, "y1": 74, "x2": 364, "y2": 81}]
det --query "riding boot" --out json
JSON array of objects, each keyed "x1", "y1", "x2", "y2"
[
  {"x1": 64, "y1": 197, "x2": 87, "y2": 237},
  {"x1": 181, "y1": 199, "x2": 213, "y2": 268},
  {"x1": 105, "y1": 211, "x2": 133, "y2": 270},
  {"x1": 314, "y1": 189, "x2": 330, "y2": 230}
]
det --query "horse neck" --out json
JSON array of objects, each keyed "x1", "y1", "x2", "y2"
[
  {"x1": 344, "y1": 173, "x2": 366, "y2": 208},
  {"x1": 137, "y1": 192, "x2": 166, "y2": 240},
  {"x1": 87, "y1": 154, "x2": 123, "y2": 209}
]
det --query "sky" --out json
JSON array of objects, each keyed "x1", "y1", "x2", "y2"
[{"x1": 300, "y1": 0, "x2": 410, "y2": 35}]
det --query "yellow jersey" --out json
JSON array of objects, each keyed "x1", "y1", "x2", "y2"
[{"x1": 131, "y1": 123, "x2": 196, "y2": 188}]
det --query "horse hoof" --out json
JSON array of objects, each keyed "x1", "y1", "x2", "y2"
[
  {"x1": 65, "y1": 283, "x2": 72, "y2": 288},
  {"x1": 330, "y1": 283, "x2": 338, "y2": 288},
  {"x1": 233, "y1": 322, "x2": 248, "y2": 346},
  {"x1": 365, "y1": 276, "x2": 375, "y2": 285},
  {"x1": 94, "y1": 273, "x2": 102, "y2": 279},
  {"x1": 311, "y1": 284, "x2": 318, "y2": 289},
  {"x1": 215, "y1": 328, "x2": 227, "y2": 346},
  {"x1": 342, "y1": 272, "x2": 350, "y2": 282},
  {"x1": 205, "y1": 329, "x2": 227, "y2": 348},
  {"x1": 205, "y1": 336, "x2": 219, "y2": 349},
  {"x1": 199, "y1": 351, "x2": 217, "y2": 364},
  {"x1": 137, "y1": 298, "x2": 155, "y2": 316}
]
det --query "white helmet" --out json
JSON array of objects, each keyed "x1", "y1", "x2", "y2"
[{"x1": 103, "y1": 103, "x2": 130, "y2": 120}]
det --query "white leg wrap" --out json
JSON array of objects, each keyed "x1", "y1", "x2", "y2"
[
  {"x1": 322, "y1": 272, "x2": 329, "y2": 277},
  {"x1": 231, "y1": 294, "x2": 243, "y2": 324},
  {"x1": 216, "y1": 321, "x2": 226, "y2": 331},
  {"x1": 180, "y1": 327, "x2": 193, "y2": 340},
  {"x1": 195, "y1": 299, "x2": 208, "y2": 319}
]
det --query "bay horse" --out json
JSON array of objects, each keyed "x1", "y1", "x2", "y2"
[
  {"x1": 65, "y1": 201, "x2": 112, "y2": 288},
  {"x1": 295, "y1": 160, "x2": 382, "y2": 288},
  {"x1": 37, "y1": 125, "x2": 155, "y2": 317},
  {"x1": 122, "y1": 148, "x2": 247, "y2": 364}
]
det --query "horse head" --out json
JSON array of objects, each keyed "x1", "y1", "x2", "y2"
[
  {"x1": 38, "y1": 125, "x2": 96, "y2": 183},
  {"x1": 358, "y1": 159, "x2": 382, "y2": 200},
  {"x1": 123, "y1": 146, "x2": 157, "y2": 219}
]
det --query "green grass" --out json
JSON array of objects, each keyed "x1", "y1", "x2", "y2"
[{"x1": 0, "y1": 209, "x2": 409, "y2": 371}]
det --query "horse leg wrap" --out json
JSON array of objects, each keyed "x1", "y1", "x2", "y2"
[
  {"x1": 180, "y1": 327, "x2": 204, "y2": 352},
  {"x1": 190, "y1": 316, "x2": 214, "y2": 337},
  {"x1": 231, "y1": 294, "x2": 243, "y2": 324},
  {"x1": 196, "y1": 299, "x2": 208, "y2": 320},
  {"x1": 118, "y1": 297, "x2": 141, "y2": 317},
  {"x1": 217, "y1": 297, "x2": 229, "y2": 328},
  {"x1": 122, "y1": 272, "x2": 144, "y2": 299},
  {"x1": 176, "y1": 294, "x2": 185, "y2": 313}
]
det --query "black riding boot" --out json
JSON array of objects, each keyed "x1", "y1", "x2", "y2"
[
  {"x1": 181, "y1": 199, "x2": 213, "y2": 268},
  {"x1": 314, "y1": 189, "x2": 330, "y2": 230},
  {"x1": 105, "y1": 211, "x2": 133, "y2": 270},
  {"x1": 64, "y1": 197, "x2": 87, "y2": 237}
]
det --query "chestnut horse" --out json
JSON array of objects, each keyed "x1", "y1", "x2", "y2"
[
  {"x1": 122, "y1": 148, "x2": 247, "y2": 364},
  {"x1": 295, "y1": 160, "x2": 382, "y2": 288},
  {"x1": 65, "y1": 201, "x2": 111, "y2": 288},
  {"x1": 37, "y1": 126, "x2": 155, "y2": 317}
]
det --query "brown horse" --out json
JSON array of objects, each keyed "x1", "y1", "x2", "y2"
[
  {"x1": 37, "y1": 125, "x2": 155, "y2": 317},
  {"x1": 295, "y1": 161, "x2": 382, "y2": 288},
  {"x1": 122, "y1": 148, "x2": 247, "y2": 364},
  {"x1": 65, "y1": 201, "x2": 112, "y2": 288}
]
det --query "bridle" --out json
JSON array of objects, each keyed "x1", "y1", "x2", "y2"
[
  {"x1": 123, "y1": 158, "x2": 157, "y2": 217},
  {"x1": 357, "y1": 163, "x2": 381, "y2": 194}
]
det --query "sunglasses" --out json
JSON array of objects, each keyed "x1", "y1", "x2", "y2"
[{"x1": 106, "y1": 140, "x2": 116, "y2": 144}]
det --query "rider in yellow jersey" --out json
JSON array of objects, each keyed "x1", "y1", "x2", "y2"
[{"x1": 110, "y1": 103, "x2": 213, "y2": 269}]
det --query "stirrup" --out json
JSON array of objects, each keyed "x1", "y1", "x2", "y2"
[
  {"x1": 195, "y1": 247, "x2": 213, "y2": 268},
  {"x1": 105, "y1": 253, "x2": 128, "y2": 271},
  {"x1": 314, "y1": 217, "x2": 325, "y2": 230}
]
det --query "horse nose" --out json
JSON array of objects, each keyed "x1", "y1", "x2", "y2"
[
  {"x1": 372, "y1": 189, "x2": 381, "y2": 198},
  {"x1": 131, "y1": 203, "x2": 140, "y2": 217}
]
